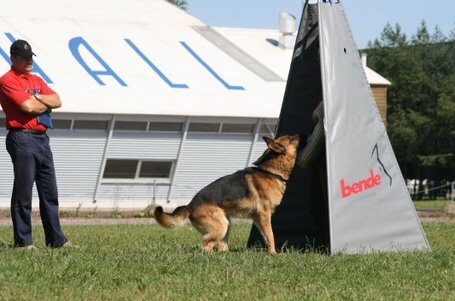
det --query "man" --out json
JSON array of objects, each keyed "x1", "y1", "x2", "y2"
[{"x1": 0, "y1": 39, "x2": 73, "y2": 249}]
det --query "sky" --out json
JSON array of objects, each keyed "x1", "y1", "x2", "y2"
[{"x1": 187, "y1": 0, "x2": 455, "y2": 49}]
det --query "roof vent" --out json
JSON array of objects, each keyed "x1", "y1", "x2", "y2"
[
  {"x1": 361, "y1": 53, "x2": 367, "y2": 67},
  {"x1": 278, "y1": 12, "x2": 296, "y2": 49}
]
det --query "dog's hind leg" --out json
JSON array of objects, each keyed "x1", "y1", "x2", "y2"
[
  {"x1": 218, "y1": 218, "x2": 231, "y2": 252},
  {"x1": 253, "y1": 210, "x2": 276, "y2": 254},
  {"x1": 191, "y1": 205, "x2": 230, "y2": 253},
  {"x1": 201, "y1": 234, "x2": 217, "y2": 252},
  {"x1": 202, "y1": 216, "x2": 229, "y2": 253}
]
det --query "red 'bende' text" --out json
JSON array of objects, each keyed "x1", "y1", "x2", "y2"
[{"x1": 340, "y1": 169, "x2": 381, "y2": 199}]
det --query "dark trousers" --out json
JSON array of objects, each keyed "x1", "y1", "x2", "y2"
[{"x1": 6, "y1": 131, "x2": 67, "y2": 247}]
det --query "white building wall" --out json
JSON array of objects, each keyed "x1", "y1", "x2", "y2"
[
  {"x1": 168, "y1": 133, "x2": 253, "y2": 205},
  {"x1": 51, "y1": 130, "x2": 107, "y2": 203},
  {"x1": 252, "y1": 136, "x2": 268, "y2": 163},
  {"x1": 0, "y1": 129, "x2": 107, "y2": 206},
  {"x1": 107, "y1": 132, "x2": 182, "y2": 159},
  {"x1": 0, "y1": 130, "x2": 14, "y2": 202},
  {"x1": 0, "y1": 116, "x2": 279, "y2": 208},
  {"x1": 97, "y1": 183, "x2": 170, "y2": 208},
  {"x1": 95, "y1": 131, "x2": 182, "y2": 207}
]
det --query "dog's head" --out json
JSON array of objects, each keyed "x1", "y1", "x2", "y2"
[
  {"x1": 253, "y1": 134, "x2": 305, "y2": 173},
  {"x1": 262, "y1": 134, "x2": 302, "y2": 155}
]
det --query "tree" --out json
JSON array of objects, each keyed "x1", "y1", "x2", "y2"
[
  {"x1": 366, "y1": 21, "x2": 455, "y2": 180},
  {"x1": 166, "y1": 0, "x2": 187, "y2": 10},
  {"x1": 378, "y1": 23, "x2": 408, "y2": 47},
  {"x1": 412, "y1": 21, "x2": 430, "y2": 44},
  {"x1": 431, "y1": 26, "x2": 447, "y2": 43},
  {"x1": 450, "y1": 22, "x2": 455, "y2": 40}
]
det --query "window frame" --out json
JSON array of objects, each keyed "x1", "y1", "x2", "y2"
[
  {"x1": 188, "y1": 122, "x2": 221, "y2": 133},
  {"x1": 147, "y1": 121, "x2": 184, "y2": 133},
  {"x1": 220, "y1": 123, "x2": 255, "y2": 134},
  {"x1": 73, "y1": 120, "x2": 110, "y2": 131},
  {"x1": 101, "y1": 158, "x2": 175, "y2": 184},
  {"x1": 113, "y1": 121, "x2": 148, "y2": 132}
]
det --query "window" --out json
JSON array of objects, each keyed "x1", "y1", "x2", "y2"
[
  {"x1": 221, "y1": 123, "x2": 255, "y2": 133},
  {"x1": 52, "y1": 119, "x2": 72, "y2": 129},
  {"x1": 103, "y1": 159, "x2": 137, "y2": 179},
  {"x1": 73, "y1": 120, "x2": 109, "y2": 130},
  {"x1": 0, "y1": 118, "x2": 5, "y2": 128},
  {"x1": 139, "y1": 161, "x2": 173, "y2": 178},
  {"x1": 188, "y1": 123, "x2": 220, "y2": 133},
  {"x1": 103, "y1": 159, "x2": 173, "y2": 180},
  {"x1": 148, "y1": 122, "x2": 183, "y2": 132},
  {"x1": 114, "y1": 121, "x2": 147, "y2": 131}
]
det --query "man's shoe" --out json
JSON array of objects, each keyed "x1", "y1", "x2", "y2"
[
  {"x1": 18, "y1": 245, "x2": 38, "y2": 251},
  {"x1": 49, "y1": 241, "x2": 79, "y2": 249},
  {"x1": 58, "y1": 241, "x2": 79, "y2": 249}
]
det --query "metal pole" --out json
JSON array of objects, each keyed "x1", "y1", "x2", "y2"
[
  {"x1": 167, "y1": 116, "x2": 190, "y2": 203},
  {"x1": 451, "y1": 181, "x2": 454, "y2": 205},
  {"x1": 92, "y1": 114, "x2": 116, "y2": 203},
  {"x1": 246, "y1": 118, "x2": 261, "y2": 166}
]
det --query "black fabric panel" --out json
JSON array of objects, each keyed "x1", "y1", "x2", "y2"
[{"x1": 247, "y1": 3, "x2": 330, "y2": 252}]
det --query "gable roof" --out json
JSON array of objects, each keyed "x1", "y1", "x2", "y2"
[{"x1": 0, "y1": 0, "x2": 388, "y2": 118}]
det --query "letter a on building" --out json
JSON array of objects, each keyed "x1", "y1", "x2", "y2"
[{"x1": 248, "y1": 0, "x2": 430, "y2": 254}]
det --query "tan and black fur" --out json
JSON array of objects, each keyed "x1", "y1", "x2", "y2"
[{"x1": 154, "y1": 134, "x2": 302, "y2": 254}]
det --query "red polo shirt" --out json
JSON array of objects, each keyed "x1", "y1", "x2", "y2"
[{"x1": 0, "y1": 68, "x2": 55, "y2": 131}]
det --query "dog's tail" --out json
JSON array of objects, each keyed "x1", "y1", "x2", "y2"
[{"x1": 154, "y1": 206, "x2": 190, "y2": 228}]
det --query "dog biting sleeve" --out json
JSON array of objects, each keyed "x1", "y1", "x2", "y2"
[{"x1": 298, "y1": 101, "x2": 325, "y2": 169}]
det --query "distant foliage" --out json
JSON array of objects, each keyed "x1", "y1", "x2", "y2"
[
  {"x1": 366, "y1": 21, "x2": 455, "y2": 180},
  {"x1": 166, "y1": 0, "x2": 187, "y2": 10}
]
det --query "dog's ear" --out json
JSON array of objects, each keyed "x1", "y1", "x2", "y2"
[
  {"x1": 263, "y1": 136, "x2": 285, "y2": 154},
  {"x1": 262, "y1": 136, "x2": 273, "y2": 145}
]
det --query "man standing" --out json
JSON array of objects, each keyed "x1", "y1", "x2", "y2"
[{"x1": 0, "y1": 39, "x2": 73, "y2": 249}]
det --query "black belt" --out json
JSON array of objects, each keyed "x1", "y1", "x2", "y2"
[{"x1": 8, "y1": 128, "x2": 46, "y2": 134}]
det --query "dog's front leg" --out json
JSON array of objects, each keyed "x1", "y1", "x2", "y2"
[{"x1": 254, "y1": 210, "x2": 276, "y2": 254}]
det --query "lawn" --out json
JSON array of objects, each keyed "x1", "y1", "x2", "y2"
[
  {"x1": 412, "y1": 199, "x2": 453, "y2": 211},
  {"x1": 0, "y1": 222, "x2": 454, "y2": 301}
]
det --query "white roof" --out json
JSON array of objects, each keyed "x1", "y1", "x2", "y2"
[
  {"x1": 363, "y1": 67, "x2": 391, "y2": 86},
  {"x1": 0, "y1": 0, "x2": 388, "y2": 118}
]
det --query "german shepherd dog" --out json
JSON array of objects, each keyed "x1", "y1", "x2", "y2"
[{"x1": 154, "y1": 134, "x2": 302, "y2": 254}]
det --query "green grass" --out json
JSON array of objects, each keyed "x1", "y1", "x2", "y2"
[
  {"x1": 413, "y1": 199, "x2": 453, "y2": 211},
  {"x1": 0, "y1": 222, "x2": 454, "y2": 301}
]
